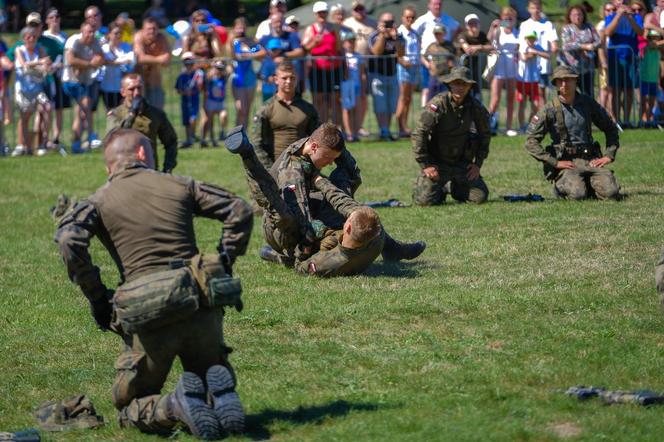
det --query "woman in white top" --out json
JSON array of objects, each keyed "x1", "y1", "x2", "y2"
[
  {"x1": 42, "y1": 7, "x2": 68, "y2": 149},
  {"x1": 487, "y1": 6, "x2": 519, "y2": 136},
  {"x1": 396, "y1": 5, "x2": 420, "y2": 137},
  {"x1": 101, "y1": 22, "x2": 136, "y2": 110}
]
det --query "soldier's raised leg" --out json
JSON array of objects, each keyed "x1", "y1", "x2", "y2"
[
  {"x1": 554, "y1": 168, "x2": 588, "y2": 200},
  {"x1": 589, "y1": 167, "x2": 620, "y2": 200},
  {"x1": 413, "y1": 173, "x2": 445, "y2": 206}
]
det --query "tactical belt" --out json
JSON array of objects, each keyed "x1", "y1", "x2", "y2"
[
  {"x1": 556, "y1": 144, "x2": 600, "y2": 161},
  {"x1": 169, "y1": 258, "x2": 192, "y2": 269}
]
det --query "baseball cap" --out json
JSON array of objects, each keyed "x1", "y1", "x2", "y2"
[
  {"x1": 351, "y1": 0, "x2": 365, "y2": 10},
  {"x1": 270, "y1": 0, "x2": 286, "y2": 6},
  {"x1": 26, "y1": 12, "x2": 42, "y2": 25},
  {"x1": 181, "y1": 51, "x2": 195, "y2": 61},
  {"x1": 313, "y1": 1, "x2": 328, "y2": 13},
  {"x1": 433, "y1": 23, "x2": 446, "y2": 34},
  {"x1": 464, "y1": 13, "x2": 479, "y2": 25},
  {"x1": 524, "y1": 31, "x2": 537, "y2": 40},
  {"x1": 330, "y1": 3, "x2": 344, "y2": 14},
  {"x1": 285, "y1": 15, "x2": 299, "y2": 25}
]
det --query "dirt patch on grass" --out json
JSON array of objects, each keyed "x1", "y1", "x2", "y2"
[{"x1": 548, "y1": 421, "x2": 582, "y2": 438}]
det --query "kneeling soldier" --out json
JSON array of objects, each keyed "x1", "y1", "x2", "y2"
[
  {"x1": 525, "y1": 65, "x2": 620, "y2": 200},
  {"x1": 55, "y1": 129, "x2": 253, "y2": 440}
]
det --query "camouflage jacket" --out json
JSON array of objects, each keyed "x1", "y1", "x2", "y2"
[
  {"x1": 525, "y1": 93, "x2": 619, "y2": 167},
  {"x1": 54, "y1": 163, "x2": 252, "y2": 301},
  {"x1": 412, "y1": 92, "x2": 491, "y2": 169},
  {"x1": 251, "y1": 95, "x2": 320, "y2": 169},
  {"x1": 107, "y1": 101, "x2": 178, "y2": 173}
]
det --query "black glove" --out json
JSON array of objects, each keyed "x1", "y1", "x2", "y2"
[{"x1": 88, "y1": 291, "x2": 113, "y2": 331}]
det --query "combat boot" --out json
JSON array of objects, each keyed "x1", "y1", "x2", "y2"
[
  {"x1": 224, "y1": 126, "x2": 253, "y2": 158},
  {"x1": 206, "y1": 365, "x2": 245, "y2": 435},
  {"x1": 167, "y1": 372, "x2": 221, "y2": 440},
  {"x1": 382, "y1": 236, "x2": 426, "y2": 261}
]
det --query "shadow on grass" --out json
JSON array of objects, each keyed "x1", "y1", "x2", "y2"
[
  {"x1": 244, "y1": 399, "x2": 388, "y2": 440},
  {"x1": 362, "y1": 260, "x2": 438, "y2": 278}
]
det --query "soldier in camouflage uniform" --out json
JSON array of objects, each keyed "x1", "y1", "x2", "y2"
[
  {"x1": 107, "y1": 73, "x2": 178, "y2": 173},
  {"x1": 525, "y1": 65, "x2": 620, "y2": 200},
  {"x1": 225, "y1": 124, "x2": 425, "y2": 276},
  {"x1": 55, "y1": 129, "x2": 252, "y2": 439},
  {"x1": 251, "y1": 61, "x2": 320, "y2": 169},
  {"x1": 412, "y1": 66, "x2": 492, "y2": 206}
]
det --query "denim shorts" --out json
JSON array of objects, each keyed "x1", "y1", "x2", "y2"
[
  {"x1": 62, "y1": 82, "x2": 91, "y2": 104},
  {"x1": 369, "y1": 73, "x2": 399, "y2": 114},
  {"x1": 397, "y1": 64, "x2": 420, "y2": 85}
]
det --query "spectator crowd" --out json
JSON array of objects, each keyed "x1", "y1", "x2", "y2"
[{"x1": 1, "y1": 0, "x2": 664, "y2": 156}]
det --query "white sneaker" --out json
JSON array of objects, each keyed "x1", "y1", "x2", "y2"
[
  {"x1": 505, "y1": 129, "x2": 519, "y2": 137},
  {"x1": 11, "y1": 145, "x2": 26, "y2": 157},
  {"x1": 36, "y1": 147, "x2": 48, "y2": 157}
]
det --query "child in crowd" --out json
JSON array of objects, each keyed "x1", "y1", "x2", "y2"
[
  {"x1": 640, "y1": 28, "x2": 663, "y2": 127},
  {"x1": 259, "y1": 38, "x2": 282, "y2": 102},
  {"x1": 517, "y1": 31, "x2": 548, "y2": 132},
  {"x1": 422, "y1": 24, "x2": 455, "y2": 97},
  {"x1": 202, "y1": 61, "x2": 229, "y2": 145},
  {"x1": 340, "y1": 31, "x2": 364, "y2": 142},
  {"x1": 0, "y1": 44, "x2": 11, "y2": 154},
  {"x1": 175, "y1": 52, "x2": 204, "y2": 148}
]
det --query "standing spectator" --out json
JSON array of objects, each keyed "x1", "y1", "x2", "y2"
[
  {"x1": 115, "y1": 12, "x2": 136, "y2": 44},
  {"x1": 82, "y1": 6, "x2": 106, "y2": 147},
  {"x1": 605, "y1": 0, "x2": 643, "y2": 127},
  {"x1": 413, "y1": 0, "x2": 461, "y2": 106},
  {"x1": 0, "y1": 44, "x2": 12, "y2": 151},
  {"x1": 560, "y1": 5, "x2": 601, "y2": 97},
  {"x1": 62, "y1": 22, "x2": 104, "y2": 153},
  {"x1": 0, "y1": 36, "x2": 10, "y2": 128},
  {"x1": 259, "y1": 12, "x2": 305, "y2": 95},
  {"x1": 175, "y1": 51, "x2": 204, "y2": 147},
  {"x1": 100, "y1": 22, "x2": 135, "y2": 111},
  {"x1": 596, "y1": 2, "x2": 615, "y2": 118},
  {"x1": 183, "y1": 9, "x2": 224, "y2": 60},
  {"x1": 343, "y1": 0, "x2": 376, "y2": 136},
  {"x1": 133, "y1": 17, "x2": 171, "y2": 110},
  {"x1": 487, "y1": 7, "x2": 520, "y2": 136},
  {"x1": 517, "y1": 31, "x2": 547, "y2": 131},
  {"x1": 422, "y1": 24, "x2": 455, "y2": 97},
  {"x1": 228, "y1": 17, "x2": 265, "y2": 127},
  {"x1": 13, "y1": 26, "x2": 51, "y2": 157},
  {"x1": 42, "y1": 7, "x2": 68, "y2": 150},
  {"x1": 396, "y1": 5, "x2": 419, "y2": 137},
  {"x1": 330, "y1": 3, "x2": 351, "y2": 34},
  {"x1": 640, "y1": 6, "x2": 663, "y2": 127},
  {"x1": 368, "y1": 12, "x2": 405, "y2": 140},
  {"x1": 201, "y1": 60, "x2": 228, "y2": 144},
  {"x1": 256, "y1": 0, "x2": 288, "y2": 41},
  {"x1": 143, "y1": 0, "x2": 170, "y2": 29},
  {"x1": 302, "y1": 1, "x2": 343, "y2": 126},
  {"x1": 341, "y1": 31, "x2": 364, "y2": 141},
  {"x1": 518, "y1": 0, "x2": 559, "y2": 101},
  {"x1": 259, "y1": 38, "x2": 282, "y2": 102},
  {"x1": 456, "y1": 14, "x2": 493, "y2": 101}
]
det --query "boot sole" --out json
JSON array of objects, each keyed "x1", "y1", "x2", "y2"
[
  {"x1": 175, "y1": 372, "x2": 222, "y2": 440},
  {"x1": 206, "y1": 365, "x2": 245, "y2": 434}
]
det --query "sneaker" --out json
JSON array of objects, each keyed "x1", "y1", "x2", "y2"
[
  {"x1": 206, "y1": 365, "x2": 245, "y2": 434},
  {"x1": 200, "y1": 140, "x2": 209, "y2": 148},
  {"x1": 490, "y1": 113, "x2": 498, "y2": 135},
  {"x1": 211, "y1": 139, "x2": 219, "y2": 148},
  {"x1": 36, "y1": 146, "x2": 48, "y2": 157},
  {"x1": 169, "y1": 372, "x2": 221, "y2": 440},
  {"x1": 89, "y1": 133, "x2": 102, "y2": 149},
  {"x1": 179, "y1": 141, "x2": 193, "y2": 149},
  {"x1": 358, "y1": 127, "x2": 370, "y2": 137},
  {"x1": 11, "y1": 145, "x2": 26, "y2": 157},
  {"x1": 398, "y1": 130, "x2": 412, "y2": 138},
  {"x1": 219, "y1": 130, "x2": 226, "y2": 141},
  {"x1": 71, "y1": 141, "x2": 87, "y2": 154},
  {"x1": 505, "y1": 129, "x2": 519, "y2": 137},
  {"x1": 382, "y1": 238, "x2": 426, "y2": 261}
]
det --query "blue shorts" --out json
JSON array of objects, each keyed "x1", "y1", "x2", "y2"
[
  {"x1": 62, "y1": 82, "x2": 91, "y2": 104},
  {"x1": 369, "y1": 73, "x2": 399, "y2": 114},
  {"x1": 397, "y1": 64, "x2": 420, "y2": 84},
  {"x1": 641, "y1": 81, "x2": 658, "y2": 97},
  {"x1": 608, "y1": 54, "x2": 636, "y2": 89},
  {"x1": 180, "y1": 95, "x2": 200, "y2": 126},
  {"x1": 421, "y1": 65, "x2": 430, "y2": 89}
]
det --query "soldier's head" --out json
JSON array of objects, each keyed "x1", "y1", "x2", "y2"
[
  {"x1": 442, "y1": 67, "x2": 475, "y2": 103},
  {"x1": 551, "y1": 66, "x2": 579, "y2": 100},
  {"x1": 121, "y1": 73, "x2": 145, "y2": 106},
  {"x1": 304, "y1": 123, "x2": 345, "y2": 169},
  {"x1": 103, "y1": 128, "x2": 155, "y2": 174},
  {"x1": 275, "y1": 61, "x2": 297, "y2": 97},
  {"x1": 344, "y1": 207, "x2": 381, "y2": 248}
]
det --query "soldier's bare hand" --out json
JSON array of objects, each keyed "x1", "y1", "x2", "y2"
[
  {"x1": 466, "y1": 164, "x2": 480, "y2": 181},
  {"x1": 423, "y1": 166, "x2": 439, "y2": 181},
  {"x1": 556, "y1": 160, "x2": 576, "y2": 170},
  {"x1": 589, "y1": 156, "x2": 612, "y2": 168}
]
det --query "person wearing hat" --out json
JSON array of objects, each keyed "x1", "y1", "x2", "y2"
[
  {"x1": 525, "y1": 65, "x2": 620, "y2": 200},
  {"x1": 256, "y1": 0, "x2": 289, "y2": 40},
  {"x1": 412, "y1": 66, "x2": 492, "y2": 206},
  {"x1": 422, "y1": 23, "x2": 455, "y2": 98},
  {"x1": 517, "y1": 30, "x2": 549, "y2": 131}
]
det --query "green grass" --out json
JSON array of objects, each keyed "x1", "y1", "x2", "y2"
[{"x1": 1, "y1": 129, "x2": 664, "y2": 441}]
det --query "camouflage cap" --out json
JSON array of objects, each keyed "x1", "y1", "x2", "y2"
[
  {"x1": 34, "y1": 395, "x2": 104, "y2": 432},
  {"x1": 550, "y1": 65, "x2": 579, "y2": 85},
  {"x1": 441, "y1": 66, "x2": 476, "y2": 85}
]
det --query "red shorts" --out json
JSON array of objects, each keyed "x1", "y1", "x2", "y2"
[{"x1": 516, "y1": 81, "x2": 540, "y2": 103}]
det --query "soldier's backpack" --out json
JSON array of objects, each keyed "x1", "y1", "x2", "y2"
[{"x1": 112, "y1": 267, "x2": 200, "y2": 334}]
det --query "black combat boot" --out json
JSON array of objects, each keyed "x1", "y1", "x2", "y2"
[
  {"x1": 168, "y1": 372, "x2": 221, "y2": 440},
  {"x1": 206, "y1": 365, "x2": 245, "y2": 435},
  {"x1": 224, "y1": 126, "x2": 253, "y2": 158},
  {"x1": 382, "y1": 235, "x2": 426, "y2": 261}
]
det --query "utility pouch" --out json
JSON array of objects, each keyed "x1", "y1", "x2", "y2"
[
  {"x1": 190, "y1": 254, "x2": 243, "y2": 311},
  {"x1": 113, "y1": 267, "x2": 199, "y2": 334},
  {"x1": 543, "y1": 144, "x2": 561, "y2": 181}
]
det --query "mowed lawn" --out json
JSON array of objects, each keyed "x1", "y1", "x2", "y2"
[{"x1": 0, "y1": 129, "x2": 663, "y2": 441}]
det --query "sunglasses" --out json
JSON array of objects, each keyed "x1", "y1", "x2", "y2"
[{"x1": 403, "y1": 15, "x2": 415, "y2": 19}]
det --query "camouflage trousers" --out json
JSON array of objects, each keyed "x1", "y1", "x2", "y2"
[
  {"x1": 113, "y1": 308, "x2": 233, "y2": 435},
  {"x1": 554, "y1": 159, "x2": 619, "y2": 200},
  {"x1": 413, "y1": 162, "x2": 489, "y2": 206}
]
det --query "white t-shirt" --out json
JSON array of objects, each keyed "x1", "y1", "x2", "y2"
[
  {"x1": 518, "y1": 17, "x2": 558, "y2": 75},
  {"x1": 413, "y1": 10, "x2": 459, "y2": 54},
  {"x1": 518, "y1": 43, "x2": 544, "y2": 82},
  {"x1": 62, "y1": 33, "x2": 103, "y2": 85},
  {"x1": 398, "y1": 24, "x2": 420, "y2": 64},
  {"x1": 255, "y1": 19, "x2": 271, "y2": 41}
]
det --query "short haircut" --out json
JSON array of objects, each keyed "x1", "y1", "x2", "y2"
[
  {"x1": 103, "y1": 128, "x2": 152, "y2": 169},
  {"x1": 310, "y1": 122, "x2": 345, "y2": 152},
  {"x1": 348, "y1": 207, "x2": 381, "y2": 245},
  {"x1": 276, "y1": 60, "x2": 296, "y2": 75},
  {"x1": 143, "y1": 16, "x2": 159, "y2": 27},
  {"x1": 107, "y1": 21, "x2": 121, "y2": 34},
  {"x1": 402, "y1": 4, "x2": 417, "y2": 16},
  {"x1": 565, "y1": 5, "x2": 587, "y2": 24},
  {"x1": 500, "y1": 6, "x2": 517, "y2": 18},
  {"x1": 121, "y1": 72, "x2": 144, "y2": 88},
  {"x1": 84, "y1": 6, "x2": 101, "y2": 18},
  {"x1": 20, "y1": 26, "x2": 36, "y2": 39},
  {"x1": 233, "y1": 17, "x2": 248, "y2": 28},
  {"x1": 527, "y1": 0, "x2": 541, "y2": 6},
  {"x1": 80, "y1": 22, "x2": 94, "y2": 31}
]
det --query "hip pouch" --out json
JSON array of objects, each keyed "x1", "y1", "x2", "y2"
[
  {"x1": 113, "y1": 267, "x2": 200, "y2": 334},
  {"x1": 189, "y1": 254, "x2": 243, "y2": 310}
]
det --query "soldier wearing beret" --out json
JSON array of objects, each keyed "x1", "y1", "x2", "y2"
[
  {"x1": 412, "y1": 66, "x2": 492, "y2": 205},
  {"x1": 525, "y1": 65, "x2": 620, "y2": 200}
]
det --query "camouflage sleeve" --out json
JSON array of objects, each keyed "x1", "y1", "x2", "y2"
[
  {"x1": 105, "y1": 111, "x2": 122, "y2": 137},
  {"x1": 589, "y1": 97, "x2": 620, "y2": 160},
  {"x1": 412, "y1": 98, "x2": 440, "y2": 168},
  {"x1": 193, "y1": 181, "x2": 254, "y2": 263},
  {"x1": 54, "y1": 199, "x2": 111, "y2": 302},
  {"x1": 656, "y1": 247, "x2": 664, "y2": 300},
  {"x1": 525, "y1": 107, "x2": 558, "y2": 167},
  {"x1": 157, "y1": 111, "x2": 179, "y2": 173},
  {"x1": 294, "y1": 249, "x2": 346, "y2": 277},
  {"x1": 250, "y1": 103, "x2": 275, "y2": 169},
  {"x1": 277, "y1": 158, "x2": 314, "y2": 229},
  {"x1": 314, "y1": 175, "x2": 363, "y2": 218},
  {"x1": 471, "y1": 98, "x2": 492, "y2": 168},
  {"x1": 333, "y1": 148, "x2": 362, "y2": 192}
]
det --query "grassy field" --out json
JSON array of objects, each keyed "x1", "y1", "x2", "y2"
[{"x1": 1, "y1": 128, "x2": 664, "y2": 441}]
